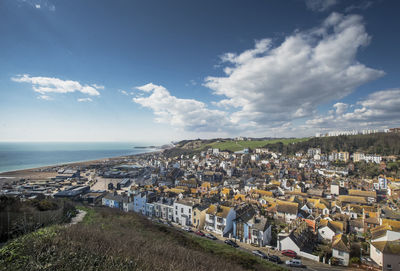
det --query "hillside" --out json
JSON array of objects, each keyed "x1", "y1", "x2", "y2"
[
  {"x1": 264, "y1": 133, "x2": 400, "y2": 156},
  {"x1": 0, "y1": 207, "x2": 286, "y2": 271},
  {"x1": 164, "y1": 137, "x2": 308, "y2": 157}
]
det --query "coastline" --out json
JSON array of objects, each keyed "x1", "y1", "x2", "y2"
[{"x1": 0, "y1": 149, "x2": 161, "y2": 180}]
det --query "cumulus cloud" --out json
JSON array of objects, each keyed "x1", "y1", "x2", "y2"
[
  {"x1": 305, "y1": 0, "x2": 339, "y2": 12},
  {"x1": 11, "y1": 74, "x2": 102, "y2": 97},
  {"x1": 204, "y1": 13, "x2": 384, "y2": 127},
  {"x1": 77, "y1": 98, "x2": 93, "y2": 102},
  {"x1": 306, "y1": 89, "x2": 400, "y2": 129},
  {"x1": 333, "y1": 102, "x2": 348, "y2": 115},
  {"x1": 133, "y1": 83, "x2": 234, "y2": 132}
]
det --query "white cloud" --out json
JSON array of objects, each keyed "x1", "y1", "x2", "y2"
[
  {"x1": 306, "y1": 89, "x2": 400, "y2": 129},
  {"x1": 91, "y1": 84, "x2": 104, "y2": 90},
  {"x1": 37, "y1": 95, "x2": 52, "y2": 101},
  {"x1": 204, "y1": 13, "x2": 384, "y2": 127},
  {"x1": 77, "y1": 98, "x2": 93, "y2": 102},
  {"x1": 333, "y1": 102, "x2": 348, "y2": 115},
  {"x1": 133, "y1": 83, "x2": 234, "y2": 132},
  {"x1": 118, "y1": 89, "x2": 129, "y2": 95},
  {"x1": 17, "y1": 0, "x2": 55, "y2": 11},
  {"x1": 345, "y1": 1, "x2": 373, "y2": 12},
  {"x1": 11, "y1": 74, "x2": 102, "y2": 96},
  {"x1": 305, "y1": 0, "x2": 339, "y2": 12}
]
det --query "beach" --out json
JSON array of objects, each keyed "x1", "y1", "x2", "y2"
[{"x1": 0, "y1": 150, "x2": 160, "y2": 182}]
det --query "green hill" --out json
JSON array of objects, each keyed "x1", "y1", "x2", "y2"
[
  {"x1": 0, "y1": 207, "x2": 286, "y2": 271},
  {"x1": 264, "y1": 133, "x2": 400, "y2": 156}
]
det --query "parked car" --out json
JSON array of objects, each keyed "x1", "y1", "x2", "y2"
[
  {"x1": 268, "y1": 255, "x2": 283, "y2": 264},
  {"x1": 285, "y1": 259, "x2": 306, "y2": 268},
  {"x1": 195, "y1": 230, "x2": 205, "y2": 236},
  {"x1": 281, "y1": 249, "x2": 297, "y2": 258},
  {"x1": 205, "y1": 233, "x2": 217, "y2": 240},
  {"x1": 224, "y1": 239, "x2": 239, "y2": 248},
  {"x1": 182, "y1": 226, "x2": 192, "y2": 232},
  {"x1": 252, "y1": 250, "x2": 267, "y2": 259}
]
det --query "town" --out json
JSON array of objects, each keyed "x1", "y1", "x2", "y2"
[{"x1": 1, "y1": 136, "x2": 400, "y2": 271}]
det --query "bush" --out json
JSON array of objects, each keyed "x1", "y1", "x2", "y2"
[{"x1": 350, "y1": 257, "x2": 360, "y2": 264}]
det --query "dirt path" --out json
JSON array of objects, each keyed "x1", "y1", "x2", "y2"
[{"x1": 68, "y1": 210, "x2": 87, "y2": 226}]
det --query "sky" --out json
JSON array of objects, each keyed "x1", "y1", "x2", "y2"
[{"x1": 0, "y1": 0, "x2": 400, "y2": 143}]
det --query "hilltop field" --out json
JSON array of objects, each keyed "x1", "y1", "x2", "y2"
[
  {"x1": 164, "y1": 133, "x2": 400, "y2": 158},
  {"x1": 0, "y1": 207, "x2": 285, "y2": 271}
]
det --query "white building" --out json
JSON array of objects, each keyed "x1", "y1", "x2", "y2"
[
  {"x1": 204, "y1": 205, "x2": 232, "y2": 236},
  {"x1": 331, "y1": 234, "x2": 350, "y2": 266},
  {"x1": 173, "y1": 199, "x2": 195, "y2": 226}
]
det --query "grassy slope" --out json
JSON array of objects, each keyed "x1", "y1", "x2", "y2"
[
  {"x1": 206, "y1": 138, "x2": 309, "y2": 152},
  {"x1": 0, "y1": 207, "x2": 286, "y2": 271}
]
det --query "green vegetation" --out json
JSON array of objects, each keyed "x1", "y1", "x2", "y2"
[
  {"x1": 0, "y1": 196, "x2": 76, "y2": 242},
  {"x1": 264, "y1": 133, "x2": 400, "y2": 156},
  {"x1": 206, "y1": 138, "x2": 308, "y2": 152},
  {"x1": 0, "y1": 207, "x2": 286, "y2": 271}
]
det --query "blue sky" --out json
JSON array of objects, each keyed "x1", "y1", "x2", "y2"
[{"x1": 0, "y1": 0, "x2": 399, "y2": 143}]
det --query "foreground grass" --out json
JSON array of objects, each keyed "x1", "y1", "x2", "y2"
[
  {"x1": 205, "y1": 138, "x2": 309, "y2": 152},
  {"x1": 0, "y1": 207, "x2": 286, "y2": 271}
]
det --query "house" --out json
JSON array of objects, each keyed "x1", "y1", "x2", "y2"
[
  {"x1": 133, "y1": 191, "x2": 156, "y2": 215},
  {"x1": 193, "y1": 204, "x2": 209, "y2": 229},
  {"x1": 123, "y1": 199, "x2": 134, "y2": 212},
  {"x1": 318, "y1": 219, "x2": 344, "y2": 241},
  {"x1": 154, "y1": 197, "x2": 174, "y2": 221},
  {"x1": 370, "y1": 240, "x2": 400, "y2": 271},
  {"x1": 205, "y1": 204, "x2": 233, "y2": 236},
  {"x1": 173, "y1": 198, "x2": 195, "y2": 226},
  {"x1": 251, "y1": 216, "x2": 272, "y2": 247},
  {"x1": 276, "y1": 201, "x2": 298, "y2": 223},
  {"x1": 348, "y1": 189, "x2": 377, "y2": 203},
  {"x1": 371, "y1": 224, "x2": 400, "y2": 242},
  {"x1": 278, "y1": 224, "x2": 318, "y2": 261},
  {"x1": 102, "y1": 193, "x2": 124, "y2": 209},
  {"x1": 331, "y1": 234, "x2": 350, "y2": 266},
  {"x1": 232, "y1": 204, "x2": 256, "y2": 243}
]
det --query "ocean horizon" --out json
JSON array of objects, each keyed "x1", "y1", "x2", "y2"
[{"x1": 0, "y1": 142, "x2": 157, "y2": 173}]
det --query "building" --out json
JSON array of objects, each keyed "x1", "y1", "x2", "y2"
[
  {"x1": 154, "y1": 197, "x2": 174, "y2": 221},
  {"x1": 370, "y1": 240, "x2": 400, "y2": 271},
  {"x1": 331, "y1": 234, "x2": 350, "y2": 266},
  {"x1": 193, "y1": 204, "x2": 208, "y2": 229},
  {"x1": 205, "y1": 205, "x2": 232, "y2": 236},
  {"x1": 133, "y1": 191, "x2": 156, "y2": 215},
  {"x1": 102, "y1": 193, "x2": 124, "y2": 209},
  {"x1": 276, "y1": 202, "x2": 298, "y2": 223},
  {"x1": 173, "y1": 198, "x2": 195, "y2": 226}
]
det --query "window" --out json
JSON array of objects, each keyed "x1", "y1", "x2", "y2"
[
  {"x1": 338, "y1": 251, "x2": 344, "y2": 256},
  {"x1": 175, "y1": 206, "x2": 177, "y2": 209},
  {"x1": 181, "y1": 208, "x2": 183, "y2": 213},
  {"x1": 194, "y1": 211, "x2": 197, "y2": 216},
  {"x1": 189, "y1": 209, "x2": 191, "y2": 213},
  {"x1": 175, "y1": 211, "x2": 177, "y2": 215},
  {"x1": 387, "y1": 264, "x2": 392, "y2": 270}
]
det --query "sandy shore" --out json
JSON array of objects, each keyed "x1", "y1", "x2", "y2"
[{"x1": 0, "y1": 150, "x2": 160, "y2": 181}]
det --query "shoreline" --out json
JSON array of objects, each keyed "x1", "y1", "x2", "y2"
[{"x1": 0, "y1": 149, "x2": 161, "y2": 179}]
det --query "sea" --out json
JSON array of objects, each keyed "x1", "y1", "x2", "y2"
[{"x1": 0, "y1": 142, "x2": 157, "y2": 173}]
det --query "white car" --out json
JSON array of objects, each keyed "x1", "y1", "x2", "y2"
[{"x1": 285, "y1": 259, "x2": 305, "y2": 268}]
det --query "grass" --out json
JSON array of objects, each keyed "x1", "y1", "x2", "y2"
[
  {"x1": 0, "y1": 207, "x2": 287, "y2": 271},
  {"x1": 204, "y1": 138, "x2": 309, "y2": 152}
]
